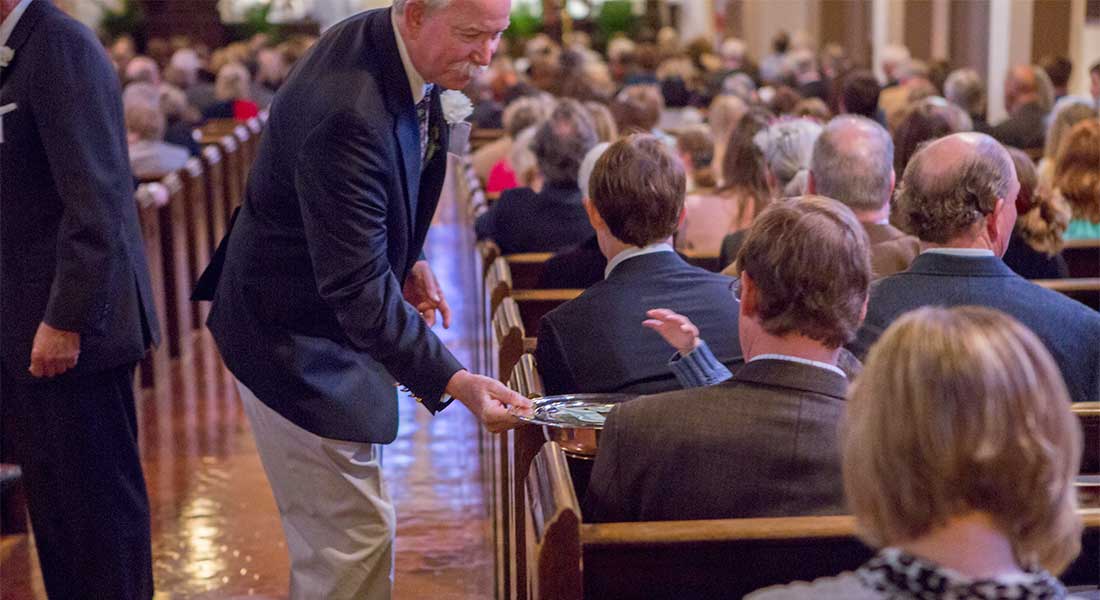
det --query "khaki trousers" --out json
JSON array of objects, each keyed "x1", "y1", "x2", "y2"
[{"x1": 237, "y1": 380, "x2": 395, "y2": 600}]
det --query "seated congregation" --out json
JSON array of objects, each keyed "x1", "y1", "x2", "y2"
[{"x1": 471, "y1": 55, "x2": 1100, "y2": 593}]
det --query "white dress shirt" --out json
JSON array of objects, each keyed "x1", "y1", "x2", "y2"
[
  {"x1": 0, "y1": 0, "x2": 33, "y2": 48},
  {"x1": 390, "y1": 8, "x2": 431, "y2": 104},
  {"x1": 921, "y1": 248, "x2": 995, "y2": 257},
  {"x1": 604, "y1": 242, "x2": 675, "y2": 279},
  {"x1": 748, "y1": 353, "x2": 846, "y2": 378}
]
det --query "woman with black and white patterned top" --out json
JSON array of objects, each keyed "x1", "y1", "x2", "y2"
[{"x1": 749, "y1": 306, "x2": 1085, "y2": 600}]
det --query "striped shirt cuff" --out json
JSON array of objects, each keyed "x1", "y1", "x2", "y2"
[{"x1": 668, "y1": 339, "x2": 733, "y2": 389}]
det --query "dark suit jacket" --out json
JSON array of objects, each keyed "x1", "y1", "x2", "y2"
[
  {"x1": 1002, "y1": 229, "x2": 1069, "y2": 280},
  {"x1": 0, "y1": 0, "x2": 159, "y2": 383},
  {"x1": 990, "y1": 102, "x2": 1047, "y2": 150},
  {"x1": 205, "y1": 8, "x2": 463, "y2": 443},
  {"x1": 584, "y1": 359, "x2": 848, "y2": 523},
  {"x1": 536, "y1": 235, "x2": 606, "y2": 289},
  {"x1": 474, "y1": 182, "x2": 594, "y2": 254},
  {"x1": 536, "y1": 251, "x2": 742, "y2": 395},
  {"x1": 850, "y1": 253, "x2": 1100, "y2": 403}
]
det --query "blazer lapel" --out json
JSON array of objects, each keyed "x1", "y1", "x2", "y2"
[
  {"x1": 0, "y1": 0, "x2": 47, "y2": 86},
  {"x1": 373, "y1": 7, "x2": 422, "y2": 245}
]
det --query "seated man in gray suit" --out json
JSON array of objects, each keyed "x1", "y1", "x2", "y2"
[
  {"x1": 849, "y1": 132, "x2": 1100, "y2": 403},
  {"x1": 807, "y1": 115, "x2": 920, "y2": 278},
  {"x1": 584, "y1": 195, "x2": 872, "y2": 523}
]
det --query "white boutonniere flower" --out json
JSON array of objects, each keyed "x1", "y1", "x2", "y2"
[
  {"x1": 0, "y1": 46, "x2": 14, "y2": 68},
  {"x1": 440, "y1": 90, "x2": 473, "y2": 125}
]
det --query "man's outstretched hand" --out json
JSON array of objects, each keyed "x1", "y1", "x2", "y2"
[
  {"x1": 404, "y1": 260, "x2": 452, "y2": 328},
  {"x1": 642, "y1": 308, "x2": 701, "y2": 356},
  {"x1": 445, "y1": 370, "x2": 532, "y2": 433}
]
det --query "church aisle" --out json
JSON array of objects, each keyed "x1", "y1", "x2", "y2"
[{"x1": 0, "y1": 216, "x2": 492, "y2": 599}]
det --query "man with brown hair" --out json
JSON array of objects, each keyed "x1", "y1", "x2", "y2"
[
  {"x1": 584, "y1": 195, "x2": 871, "y2": 523},
  {"x1": 535, "y1": 134, "x2": 742, "y2": 395}
]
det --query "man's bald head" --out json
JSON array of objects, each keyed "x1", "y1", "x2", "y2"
[
  {"x1": 1005, "y1": 64, "x2": 1054, "y2": 113},
  {"x1": 894, "y1": 132, "x2": 1018, "y2": 247},
  {"x1": 811, "y1": 115, "x2": 894, "y2": 214}
]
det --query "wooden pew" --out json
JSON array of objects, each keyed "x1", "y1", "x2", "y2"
[
  {"x1": 1077, "y1": 402, "x2": 1100, "y2": 475},
  {"x1": 215, "y1": 134, "x2": 243, "y2": 223},
  {"x1": 512, "y1": 288, "x2": 583, "y2": 336},
  {"x1": 505, "y1": 354, "x2": 548, "y2": 600},
  {"x1": 471, "y1": 127, "x2": 505, "y2": 152},
  {"x1": 478, "y1": 239, "x2": 502, "y2": 279},
  {"x1": 197, "y1": 118, "x2": 239, "y2": 145},
  {"x1": 156, "y1": 172, "x2": 194, "y2": 359},
  {"x1": 1063, "y1": 238, "x2": 1100, "y2": 279},
  {"x1": 492, "y1": 296, "x2": 525, "y2": 384},
  {"x1": 680, "y1": 248, "x2": 723, "y2": 273},
  {"x1": 525, "y1": 441, "x2": 1100, "y2": 599},
  {"x1": 505, "y1": 253, "x2": 554, "y2": 290},
  {"x1": 137, "y1": 201, "x2": 171, "y2": 391},
  {"x1": 488, "y1": 297, "x2": 524, "y2": 599},
  {"x1": 200, "y1": 145, "x2": 229, "y2": 251},
  {"x1": 1033, "y1": 277, "x2": 1100, "y2": 310},
  {"x1": 234, "y1": 124, "x2": 254, "y2": 174},
  {"x1": 180, "y1": 158, "x2": 211, "y2": 328}
]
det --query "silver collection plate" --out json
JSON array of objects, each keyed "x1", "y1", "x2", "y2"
[{"x1": 515, "y1": 393, "x2": 635, "y2": 429}]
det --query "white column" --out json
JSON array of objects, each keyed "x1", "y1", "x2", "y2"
[
  {"x1": 870, "y1": 0, "x2": 904, "y2": 82},
  {"x1": 987, "y1": 0, "x2": 1033, "y2": 124},
  {"x1": 930, "y1": 0, "x2": 950, "y2": 60},
  {"x1": 672, "y1": 0, "x2": 716, "y2": 46}
]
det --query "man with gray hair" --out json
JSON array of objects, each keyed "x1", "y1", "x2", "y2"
[
  {"x1": 807, "y1": 115, "x2": 919, "y2": 276},
  {"x1": 849, "y1": 132, "x2": 1100, "y2": 404},
  {"x1": 201, "y1": 0, "x2": 529, "y2": 597},
  {"x1": 944, "y1": 68, "x2": 991, "y2": 133}
]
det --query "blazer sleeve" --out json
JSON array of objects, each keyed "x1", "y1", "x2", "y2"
[
  {"x1": 294, "y1": 111, "x2": 463, "y2": 409},
  {"x1": 534, "y1": 315, "x2": 578, "y2": 395},
  {"x1": 32, "y1": 23, "x2": 136, "y2": 332}
]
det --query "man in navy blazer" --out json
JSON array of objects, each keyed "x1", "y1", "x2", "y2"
[
  {"x1": 849, "y1": 132, "x2": 1100, "y2": 403},
  {"x1": 203, "y1": 1, "x2": 526, "y2": 596},
  {"x1": 536, "y1": 134, "x2": 743, "y2": 396},
  {"x1": 0, "y1": 0, "x2": 160, "y2": 596}
]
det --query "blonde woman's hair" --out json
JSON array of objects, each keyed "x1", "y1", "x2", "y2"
[
  {"x1": 1006, "y1": 147, "x2": 1069, "y2": 256},
  {"x1": 1054, "y1": 118, "x2": 1100, "y2": 224},
  {"x1": 843, "y1": 306, "x2": 1082, "y2": 574}
]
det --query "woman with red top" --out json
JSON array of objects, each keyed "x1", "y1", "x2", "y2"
[{"x1": 202, "y1": 62, "x2": 259, "y2": 122}]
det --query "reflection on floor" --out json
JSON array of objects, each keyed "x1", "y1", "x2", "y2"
[{"x1": 0, "y1": 218, "x2": 493, "y2": 599}]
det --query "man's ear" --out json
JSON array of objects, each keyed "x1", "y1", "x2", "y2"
[
  {"x1": 584, "y1": 197, "x2": 604, "y2": 230},
  {"x1": 889, "y1": 168, "x2": 896, "y2": 196},
  {"x1": 805, "y1": 171, "x2": 816, "y2": 194},
  {"x1": 403, "y1": 1, "x2": 426, "y2": 37},
  {"x1": 739, "y1": 271, "x2": 758, "y2": 317}
]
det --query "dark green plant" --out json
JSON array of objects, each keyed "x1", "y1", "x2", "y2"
[
  {"x1": 595, "y1": 0, "x2": 636, "y2": 38},
  {"x1": 504, "y1": 3, "x2": 543, "y2": 45},
  {"x1": 97, "y1": 0, "x2": 145, "y2": 41}
]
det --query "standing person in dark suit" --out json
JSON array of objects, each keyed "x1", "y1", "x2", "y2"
[
  {"x1": 474, "y1": 98, "x2": 598, "y2": 254},
  {"x1": 201, "y1": 1, "x2": 527, "y2": 597},
  {"x1": 584, "y1": 196, "x2": 872, "y2": 523},
  {"x1": 849, "y1": 132, "x2": 1100, "y2": 403},
  {"x1": 535, "y1": 134, "x2": 743, "y2": 396},
  {"x1": 0, "y1": 0, "x2": 160, "y2": 597}
]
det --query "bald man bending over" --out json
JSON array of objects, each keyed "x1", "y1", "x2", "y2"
[{"x1": 849, "y1": 132, "x2": 1100, "y2": 403}]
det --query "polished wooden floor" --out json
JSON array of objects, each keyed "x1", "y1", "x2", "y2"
[{"x1": 0, "y1": 183, "x2": 494, "y2": 598}]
